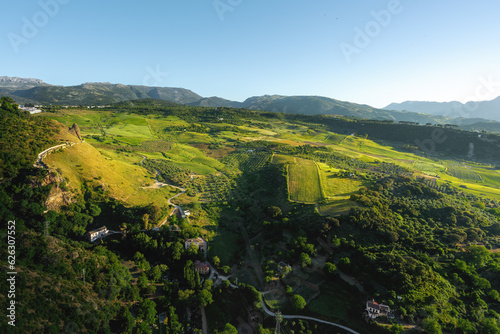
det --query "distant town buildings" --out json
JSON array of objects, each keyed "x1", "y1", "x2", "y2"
[
  {"x1": 19, "y1": 105, "x2": 42, "y2": 114},
  {"x1": 185, "y1": 237, "x2": 206, "y2": 252},
  {"x1": 366, "y1": 300, "x2": 391, "y2": 319},
  {"x1": 194, "y1": 260, "x2": 210, "y2": 274},
  {"x1": 86, "y1": 226, "x2": 109, "y2": 242}
]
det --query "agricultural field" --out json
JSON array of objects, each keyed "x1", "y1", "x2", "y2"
[
  {"x1": 272, "y1": 154, "x2": 296, "y2": 165},
  {"x1": 413, "y1": 159, "x2": 444, "y2": 176},
  {"x1": 476, "y1": 168, "x2": 500, "y2": 189},
  {"x1": 146, "y1": 116, "x2": 191, "y2": 136},
  {"x1": 444, "y1": 161, "x2": 483, "y2": 183},
  {"x1": 319, "y1": 170, "x2": 368, "y2": 200},
  {"x1": 287, "y1": 158, "x2": 323, "y2": 203},
  {"x1": 193, "y1": 173, "x2": 238, "y2": 202},
  {"x1": 317, "y1": 163, "x2": 369, "y2": 216},
  {"x1": 29, "y1": 103, "x2": 500, "y2": 333},
  {"x1": 45, "y1": 107, "x2": 500, "y2": 206},
  {"x1": 336, "y1": 136, "x2": 416, "y2": 168}
]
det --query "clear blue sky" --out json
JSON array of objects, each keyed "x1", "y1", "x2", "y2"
[{"x1": 2, "y1": 0, "x2": 500, "y2": 108}]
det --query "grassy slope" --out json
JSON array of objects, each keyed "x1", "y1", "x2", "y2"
[
  {"x1": 288, "y1": 158, "x2": 323, "y2": 203},
  {"x1": 44, "y1": 140, "x2": 174, "y2": 208}
]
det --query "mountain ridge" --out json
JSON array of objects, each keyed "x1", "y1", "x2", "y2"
[
  {"x1": 2, "y1": 76, "x2": 500, "y2": 131},
  {"x1": 385, "y1": 97, "x2": 500, "y2": 122}
]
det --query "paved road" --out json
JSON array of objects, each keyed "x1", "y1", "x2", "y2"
[
  {"x1": 34, "y1": 142, "x2": 76, "y2": 168},
  {"x1": 260, "y1": 293, "x2": 361, "y2": 334}
]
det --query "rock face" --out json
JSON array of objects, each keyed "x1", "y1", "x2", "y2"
[
  {"x1": 45, "y1": 184, "x2": 74, "y2": 211},
  {"x1": 69, "y1": 123, "x2": 82, "y2": 141},
  {"x1": 0, "y1": 76, "x2": 46, "y2": 87},
  {"x1": 32, "y1": 172, "x2": 75, "y2": 212}
]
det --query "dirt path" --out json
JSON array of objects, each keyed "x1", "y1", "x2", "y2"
[
  {"x1": 140, "y1": 156, "x2": 187, "y2": 228},
  {"x1": 201, "y1": 306, "x2": 208, "y2": 334},
  {"x1": 338, "y1": 270, "x2": 364, "y2": 292},
  {"x1": 238, "y1": 222, "x2": 265, "y2": 288}
]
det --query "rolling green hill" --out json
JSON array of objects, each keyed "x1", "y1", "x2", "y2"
[{"x1": 3, "y1": 97, "x2": 500, "y2": 333}]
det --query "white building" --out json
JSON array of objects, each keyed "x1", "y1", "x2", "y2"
[
  {"x1": 86, "y1": 226, "x2": 109, "y2": 242},
  {"x1": 366, "y1": 300, "x2": 390, "y2": 319}
]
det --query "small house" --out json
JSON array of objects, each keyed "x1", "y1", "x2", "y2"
[
  {"x1": 194, "y1": 260, "x2": 210, "y2": 274},
  {"x1": 366, "y1": 300, "x2": 390, "y2": 319},
  {"x1": 86, "y1": 226, "x2": 109, "y2": 242}
]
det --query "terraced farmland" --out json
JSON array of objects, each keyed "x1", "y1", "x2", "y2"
[
  {"x1": 192, "y1": 173, "x2": 238, "y2": 202},
  {"x1": 221, "y1": 151, "x2": 272, "y2": 173},
  {"x1": 445, "y1": 162, "x2": 483, "y2": 182}
]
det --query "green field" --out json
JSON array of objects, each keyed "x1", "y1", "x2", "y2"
[
  {"x1": 273, "y1": 154, "x2": 296, "y2": 165},
  {"x1": 445, "y1": 161, "x2": 482, "y2": 182},
  {"x1": 320, "y1": 173, "x2": 368, "y2": 199},
  {"x1": 288, "y1": 158, "x2": 323, "y2": 203}
]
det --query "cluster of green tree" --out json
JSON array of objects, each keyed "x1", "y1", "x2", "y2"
[
  {"x1": 221, "y1": 151, "x2": 272, "y2": 175},
  {"x1": 205, "y1": 282, "x2": 263, "y2": 332},
  {"x1": 331, "y1": 176, "x2": 500, "y2": 333},
  {"x1": 218, "y1": 143, "x2": 499, "y2": 332},
  {"x1": 0, "y1": 97, "x2": 57, "y2": 178},
  {"x1": 0, "y1": 239, "x2": 133, "y2": 332}
]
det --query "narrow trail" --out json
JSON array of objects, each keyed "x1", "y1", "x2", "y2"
[{"x1": 140, "y1": 156, "x2": 187, "y2": 228}]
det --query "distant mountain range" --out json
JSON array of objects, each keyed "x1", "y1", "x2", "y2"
[
  {"x1": 0, "y1": 77, "x2": 202, "y2": 106},
  {"x1": 385, "y1": 98, "x2": 500, "y2": 122},
  {"x1": 0, "y1": 76, "x2": 47, "y2": 88},
  {"x1": 2, "y1": 76, "x2": 500, "y2": 131}
]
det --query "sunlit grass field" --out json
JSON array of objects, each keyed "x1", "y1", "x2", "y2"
[
  {"x1": 288, "y1": 158, "x2": 323, "y2": 203},
  {"x1": 44, "y1": 142, "x2": 175, "y2": 207}
]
